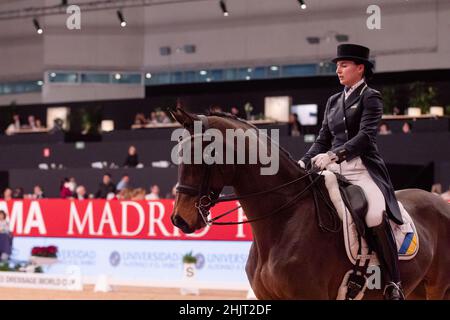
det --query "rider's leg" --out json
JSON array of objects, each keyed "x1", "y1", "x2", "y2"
[
  {"x1": 371, "y1": 214, "x2": 405, "y2": 300},
  {"x1": 336, "y1": 157, "x2": 405, "y2": 300}
]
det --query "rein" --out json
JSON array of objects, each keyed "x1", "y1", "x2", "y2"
[{"x1": 175, "y1": 114, "x2": 341, "y2": 232}]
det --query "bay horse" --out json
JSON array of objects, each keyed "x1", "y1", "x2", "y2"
[{"x1": 170, "y1": 107, "x2": 450, "y2": 300}]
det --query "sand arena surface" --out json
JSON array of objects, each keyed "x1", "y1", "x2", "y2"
[{"x1": 0, "y1": 285, "x2": 248, "y2": 300}]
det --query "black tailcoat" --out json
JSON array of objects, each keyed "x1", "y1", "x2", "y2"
[{"x1": 301, "y1": 83, "x2": 403, "y2": 224}]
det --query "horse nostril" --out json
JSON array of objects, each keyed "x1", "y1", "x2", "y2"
[{"x1": 173, "y1": 214, "x2": 188, "y2": 229}]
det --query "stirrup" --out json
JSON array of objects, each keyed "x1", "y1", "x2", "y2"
[{"x1": 383, "y1": 282, "x2": 405, "y2": 300}]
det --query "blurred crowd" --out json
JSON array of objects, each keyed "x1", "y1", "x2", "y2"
[
  {"x1": 1, "y1": 174, "x2": 176, "y2": 201},
  {"x1": 133, "y1": 111, "x2": 172, "y2": 126},
  {"x1": 5, "y1": 114, "x2": 46, "y2": 135},
  {"x1": 377, "y1": 121, "x2": 413, "y2": 135}
]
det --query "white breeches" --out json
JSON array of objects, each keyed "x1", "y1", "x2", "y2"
[{"x1": 326, "y1": 156, "x2": 385, "y2": 228}]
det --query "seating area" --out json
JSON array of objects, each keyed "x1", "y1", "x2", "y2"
[{"x1": 0, "y1": 115, "x2": 449, "y2": 199}]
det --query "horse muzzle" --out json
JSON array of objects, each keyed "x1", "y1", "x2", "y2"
[{"x1": 171, "y1": 213, "x2": 196, "y2": 234}]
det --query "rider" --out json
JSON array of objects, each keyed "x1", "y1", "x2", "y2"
[{"x1": 298, "y1": 44, "x2": 405, "y2": 300}]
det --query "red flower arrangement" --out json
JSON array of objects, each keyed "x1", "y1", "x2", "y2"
[{"x1": 31, "y1": 245, "x2": 58, "y2": 258}]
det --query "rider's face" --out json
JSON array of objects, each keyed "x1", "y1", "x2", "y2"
[{"x1": 336, "y1": 60, "x2": 364, "y2": 87}]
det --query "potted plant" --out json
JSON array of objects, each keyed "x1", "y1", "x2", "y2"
[
  {"x1": 182, "y1": 251, "x2": 198, "y2": 279},
  {"x1": 180, "y1": 251, "x2": 199, "y2": 295},
  {"x1": 381, "y1": 86, "x2": 398, "y2": 115},
  {"x1": 182, "y1": 251, "x2": 197, "y2": 265},
  {"x1": 244, "y1": 102, "x2": 253, "y2": 120},
  {"x1": 30, "y1": 245, "x2": 58, "y2": 266},
  {"x1": 408, "y1": 82, "x2": 437, "y2": 115}
]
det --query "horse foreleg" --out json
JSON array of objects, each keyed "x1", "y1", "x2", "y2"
[
  {"x1": 424, "y1": 284, "x2": 450, "y2": 300},
  {"x1": 406, "y1": 281, "x2": 427, "y2": 300}
]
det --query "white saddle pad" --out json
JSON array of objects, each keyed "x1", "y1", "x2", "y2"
[{"x1": 321, "y1": 171, "x2": 419, "y2": 266}]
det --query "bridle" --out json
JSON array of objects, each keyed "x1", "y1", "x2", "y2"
[{"x1": 176, "y1": 115, "x2": 340, "y2": 232}]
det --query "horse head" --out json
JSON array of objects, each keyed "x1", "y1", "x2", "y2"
[
  {"x1": 169, "y1": 106, "x2": 300, "y2": 234},
  {"x1": 169, "y1": 107, "x2": 235, "y2": 233}
]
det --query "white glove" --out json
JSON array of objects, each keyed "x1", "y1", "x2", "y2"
[
  {"x1": 298, "y1": 160, "x2": 306, "y2": 169},
  {"x1": 311, "y1": 152, "x2": 337, "y2": 170}
]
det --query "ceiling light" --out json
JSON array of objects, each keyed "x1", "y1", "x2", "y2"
[
  {"x1": 297, "y1": 0, "x2": 307, "y2": 10},
  {"x1": 33, "y1": 18, "x2": 43, "y2": 34},
  {"x1": 220, "y1": 0, "x2": 229, "y2": 16},
  {"x1": 117, "y1": 10, "x2": 127, "y2": 27}
]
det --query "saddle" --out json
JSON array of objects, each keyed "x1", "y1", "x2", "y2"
[
  {"x1": 335, "y1": 174, "x2": 369, "y2": 239},
  {"x1": 316, "y1": 171, "x2": 419, "y2": 299}
]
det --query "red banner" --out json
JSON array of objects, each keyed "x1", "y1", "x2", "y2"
[{"x1": 0, "y1": 200, "x2": 252, "y2": 241}]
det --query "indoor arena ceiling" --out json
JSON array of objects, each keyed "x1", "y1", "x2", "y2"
[{"x1": 0, "y1": 0, "x2": 442, "y2": 37}]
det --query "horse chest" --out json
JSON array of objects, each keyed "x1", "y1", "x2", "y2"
[{"x1": 251, "y1": 255, "x2": 308, "y2": 299}]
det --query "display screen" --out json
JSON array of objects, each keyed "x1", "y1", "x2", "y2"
[{"x1": 291, "y1": 104, "x2": 318, "y2": 125}]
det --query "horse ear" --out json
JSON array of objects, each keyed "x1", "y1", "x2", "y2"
[{"x1": 172, "y1": 106, "x2": 199, "y2": 128}]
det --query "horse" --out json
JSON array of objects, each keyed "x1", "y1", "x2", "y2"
[{"x1": 169, "y1": 107, "x2": 450, "y2": 300}]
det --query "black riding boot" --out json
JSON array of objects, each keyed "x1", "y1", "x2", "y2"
[{"x1": 371, "y1": 214, "x2": 405, "y2": 300}]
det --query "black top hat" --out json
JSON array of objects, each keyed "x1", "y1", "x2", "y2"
[{"x1": 332, "y1": 44, "x2": 374, "y2": 68}]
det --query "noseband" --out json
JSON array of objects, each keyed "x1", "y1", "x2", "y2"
[{"x1": 175, "y1": 115, "x2": 337, "y2": 230}]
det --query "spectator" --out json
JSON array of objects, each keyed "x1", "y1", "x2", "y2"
[
  {"x1": 75, "y1": 185, "x2": 88, "y2": 200},
  {"x1": 27, "y1": 115, "x2": 37, "y2": 130},
  {"x1": 67, "y1": 177, "x2": 77, "y2": 193},
  {"x1": 149, "y1": 112, "x2": 158, "y2": 125},
  {"x1": 5, "y1": 114, "x2": 21, "y2": 135},
  {"x1": 35, "y1": 119, "x2": 43, "y2": 129},
  {"x1": 116, "y1": 174, "x2": 131, "y2": 191},
  {"x1": 12, "y1": 114, "x2": 21, "y2": 129},
  {"x1": 134, "y1": 113, "x2": 147, "y2": 126},
  {"x1": 12, "y1": 187, "x2": 24, "y2": 199},
  {"x1": 32, "y1": 185, "x2": 45, "y2": 199},
  {"x1": 131, "y1": 188, "x2": 146, "y2": 200},
  {"x1": 288, "y1": 113, "x2": 302, "y2": 137},
  {"x1": 2, "y1": 188, "x2": 12, "y2": 200},
  {"x1": 209, "y1": 105, "x2": 222, "y2": 113},
  {"x1": 49, "y1": 118, "x2": 64, "y2": 134},
  {"x1": 123, "y1": 145, "x2": 139, "y2": 168},
  {"x1": 165, "y1": 184, "x2": 177, "y2": 199},
  {"x1": 0, "y1": 211, "x2": 9, "y2": 234},
  {"x1": 0, "y1": 210, "x2": 11, "y2": 261},
  {"x1": 378, "y1": 122, "x2": 392, "y2": 135},
  {"x1": 402, "y1": 121, "x2": 412, "y2": 134},
  {"x1": 159, "y1": 112, "x2": 171, "y2": 124},
  {"x1": 230, "y1": 106, "x2": 243, "y2": 118},
  {"x1": 145, "y1": 184, "x2": 160, "y2": 200},
  {"x1": 60, "y1": 178, "x2": 73, "y2": 199},
  {"x1": 95, "y1": 174, "x2": 116, "y2": 199},
  {"x1": 117, "y1": 188, "x2": 133, "y2": 200}
]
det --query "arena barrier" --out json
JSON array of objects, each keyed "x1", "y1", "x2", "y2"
[{"x1": 0, "y1": 200, "x2": 253, "y2": 290}]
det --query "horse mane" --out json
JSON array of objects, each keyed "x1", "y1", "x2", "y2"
[{"x1": 206, "y1": 111, "x2": 301, "y2": 169}]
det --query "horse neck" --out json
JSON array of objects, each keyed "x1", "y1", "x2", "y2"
[{"x1": 231, "y1": 155, "x2": 314, "y2": 250}]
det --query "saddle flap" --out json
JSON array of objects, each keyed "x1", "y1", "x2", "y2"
[{"x1": 339, "y1": 184, "x2": 368, "y2": 237}]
